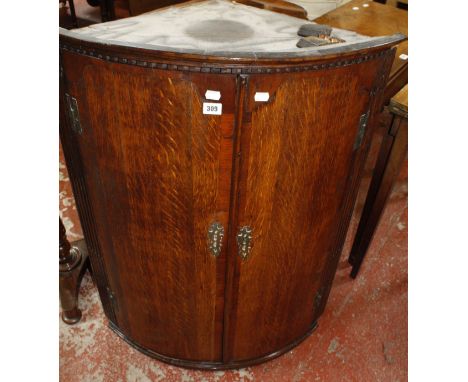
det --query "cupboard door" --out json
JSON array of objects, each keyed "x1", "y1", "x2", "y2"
[
  {"x1": 224, "y1": 65, "x2": 379, "y2": 361},
  {"x1": 61, "y1": 53, "x2": 236, "y2": 361}
]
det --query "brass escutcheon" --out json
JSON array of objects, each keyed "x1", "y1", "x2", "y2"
[{"x1": 208, "y1": 221, "x2": 224, "y2": 257}]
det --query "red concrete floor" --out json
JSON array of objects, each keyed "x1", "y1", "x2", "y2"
[{"x1": 59, "y1": 116, "x2": 408, "y2": 381}]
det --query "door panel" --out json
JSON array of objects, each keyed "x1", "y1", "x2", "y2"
[
  {"x1": 227, "y1": 66, "x2": 377, "y2": 361},
  {"x1": 64, "y1": 55, "x2": 236, "y2": 361}
]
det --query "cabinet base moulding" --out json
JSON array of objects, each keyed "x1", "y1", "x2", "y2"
[{"x1": 108, "y1": 320, "x2": 318, "y2": 370}]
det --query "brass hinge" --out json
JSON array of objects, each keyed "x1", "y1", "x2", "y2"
[
  {"x1": 65, "y1": 93, "x2": 82, "y2": 135},
  {"x1": 207, "y1": 221, "x2": 224, "y2": 257},
  {"x1": 237, "y1": 226, "x2": 253, "y2": 260},
  {"x1": 353, "y1": 111, "x2": 369, "y2": 150}
]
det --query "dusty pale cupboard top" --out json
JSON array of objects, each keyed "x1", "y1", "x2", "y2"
[
  {"x1": 59, "y1": 0, "x2": 405, "y2": 370},
  {"x1": 60, "y1": 0, "x2": 403, "y2": 59}
]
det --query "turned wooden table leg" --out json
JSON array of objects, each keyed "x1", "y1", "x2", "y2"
[
  {"x1": 348, "y1": 115, "x2": 408, "y2": 278},
  {"x1": 59, "y1": 217, "x2": 89, "y2": 324}
]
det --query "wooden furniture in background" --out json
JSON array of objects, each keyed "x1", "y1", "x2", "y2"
[
  {"x1": 397, "y1": 0, "x2": 408, "y2": 11},
  {"x1": 59, "y1": 1, "x2": 403, "y2": 368},
  {"x1": 126, "y1": 0, "x2": 185, "y2": 16},
  {"x1": 60, "y1": 0, "x2": 79, "y2": 28},
  {"x1": 99, "y1": 0, "x2": 115, "y2": 21},
  {"x1": 374, "y1": 0, "x2": 408, "y2": 10},
  {"x1": 348, "y1": 85, "x2": 408, "y2": 278},
  {"x1": 314, "y1": 0, "x2": 408, "y2": 104},
  {"x1": 59, "y1": 218, "x2": 89, "y2": 324},
  {"x1": 207, "y1": 0, "x2": 307, "y2": 19},
  {"x1": 100, "y1": 0, "x2": 307, "y2": 19}
]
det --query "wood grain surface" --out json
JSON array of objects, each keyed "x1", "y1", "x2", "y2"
[
  {"x1": 127, "y1": 0, "x2": 308, "y2": 19},
  {"x1": 223, "y1": 60, "x2": 382, "y2": 361},
  {"x1": 62, "y1": 53, "x2": 238, "y2": 361},
  {"x1": 388, "y1": 84, "x2": 408, "y2": 117},
  {"x1": 315, "y1": 0, "x2": 407, "y2": 102},
  {"x1": 60, "y1": 35, "x2": 398, "y2": 367},
  {"x1": 349, "y1": 83, "x2": 408, "y2": 277}
]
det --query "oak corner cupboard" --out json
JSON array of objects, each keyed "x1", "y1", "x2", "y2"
[{"x1": 59, "y1": 0, "x2": 404, "y2": 370}]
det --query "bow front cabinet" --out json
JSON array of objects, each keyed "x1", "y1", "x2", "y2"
[{"x1": 59, "y1": 7, "x2": 403, "y2": 368}]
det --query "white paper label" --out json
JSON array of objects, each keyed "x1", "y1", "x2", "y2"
[
  {"x1": 254, "y1": 92, "x2": 270, "y2": 102},
  {"x1": 205, "y1": 90, "x2": 221, "y2": 101},
  {"x1": 399, "y1": 54, "x2": 408, "y2": 60},
  {"x1": 203, "y1": 102, "x2": 222, "y2": 115}
]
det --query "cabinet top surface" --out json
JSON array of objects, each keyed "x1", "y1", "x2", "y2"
[{"x1": 60, "y1": 0, "x2": 404, "y2": 59}]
